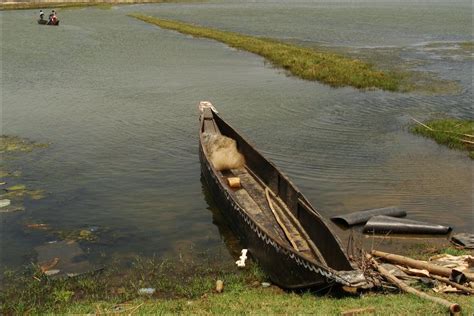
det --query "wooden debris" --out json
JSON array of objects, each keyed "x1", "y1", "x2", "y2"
[
  {"x1": 429, "y1": 254, "x2": 474, "y2": 271},
  {"x1": 372, "y1": 250, "x2": 474, "y2": 281},
  {"x1": 397, "y1": 265, "x2": 474, "y2": 294},
  {"x1": 227, "y1": 177, "x2": 241, "y2": 188},
  {"x1": 368, "y1": 255, "x2": 461, "y2": 315},
  {"x1": 430, "y1": 274, "x2": 474, "y2": 295},
  {"x1": 342, "y1": 286, "x2": 358, "y2": 294},
  {"x1": 40, "y1": 257, "x2": 60, "y2": 273},
  {"x1": 26, "y1": 223, "x2": 50, "y2": 230},
  {"x1": 341, "y1": 307, "x2": 375, "y2": 316},
  {"x1": 216, "y1": 280, "x2": 224, "y2": 293},
  {"x1": 402, "y1": 267, "x2": 430, "y2": 278}
]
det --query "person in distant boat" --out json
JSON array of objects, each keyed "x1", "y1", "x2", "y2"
[
  {"x1": 48, "y1": 10, "x2": 57, "y2": 25},
  {"x1": 39, "y1": 10, "x2": 44, "y2": 21}
]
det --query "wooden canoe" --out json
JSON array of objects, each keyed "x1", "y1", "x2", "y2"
[
  {"x1": 198, "y1": 102, "x2": 368, "y2": 290},
  {"x1": 38, "y1": 19, "x2": 59, "y2": 26}
]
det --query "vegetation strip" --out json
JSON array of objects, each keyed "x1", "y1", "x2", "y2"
[
  {"x1": 0, "y1": 0, "x2": 200, "y2": 11},
  {"x1": 130, "y1": 14, "x2": 401, "y2": 91},
  {"x1": 2, "y1": 258, "x2": 473, "y2": 315},
  {"x1": 410, "y1": 118, "x2": 474, "y2": 159}
]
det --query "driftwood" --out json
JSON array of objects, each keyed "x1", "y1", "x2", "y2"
[
  {"x1": 458, "y1": 138, "x2": 474, "y2": 145},
  {"x1": 368, "y1": 255, "x2": 461, "y2": 314},
  {"x1": 397, "y1": 266, "x2": 474, "y2": 294},
  {"x1": 430, "y1": 275, "x2": 474, "y2": 295},
  {"x1": 372, "y1": 250, "x2": 474, "y2": 282}
]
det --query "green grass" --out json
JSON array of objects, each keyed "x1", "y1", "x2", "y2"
[
  {"x1": 130, "y1": 14, "x2": 402, "y2": 91},
  {"x1": 410, "y1": 118, "x2": 474, "y2": 159},
  {"x1": 0, "y1": 256, "x2": 265, "y2": 314},
  {"x1": 45, "y1": 292, "x2": 474, "y2": 315},
  {"x1": 0, "y1": 2, "x2": 105, "y2": 10},
  {"x1": 2, "y1": 255, "x2": 473, "y2": 315}
]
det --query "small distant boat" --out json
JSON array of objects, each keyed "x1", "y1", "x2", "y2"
[
  {"x1": 198, "y1": 102, "x2": 369, "y2": 290},
  {"x1": 37, "y1": 19, "x2": 59, "y2": 26}
]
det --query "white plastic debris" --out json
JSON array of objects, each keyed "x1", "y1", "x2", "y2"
[
  {"x1": 235, "y1": 249, "x2": 248, "y2": 268},
  {"x1": 261, "y1": 282, "x2": 271, "y2": 288},
  {"x1": 138, "y1": 288, "x2": 156, "y2": 295}
]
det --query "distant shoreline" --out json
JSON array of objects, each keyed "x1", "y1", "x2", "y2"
[{"x1": 0, "y1": 0, "x2": 200, "y2": 10}]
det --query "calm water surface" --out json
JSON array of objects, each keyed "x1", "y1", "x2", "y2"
[{"x1": 1, "y1": 1, "x2": 472, "y2": 269}]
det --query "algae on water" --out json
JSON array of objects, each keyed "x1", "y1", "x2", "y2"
[
  {"x1": 7, "y1": 184, "x2": 26, "y2": 191},
  {"x1": 0, "y1": 135, "x2": 49, "y2": 153},
  {"x1": 1, "y1": 186, "x2": 46, "y2": 200}
]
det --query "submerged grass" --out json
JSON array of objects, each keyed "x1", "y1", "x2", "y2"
[
  {"x1": 0, "y1": 135, "x2": 49, "y2": 153},
  {"x1": 130, "y1": 14, "x2": 402, "y2": 91},
  {"x1": 410, "y1": 118, "x2": 474, "y2": 159},
  {"x1": 459, "y1": 41, "x2": 474, "y2": 50}
]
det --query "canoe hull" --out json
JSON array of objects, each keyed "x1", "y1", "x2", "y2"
[
  {"x1": 37, "y1": 19, "x2": 59, "y2": 26},
  {"x1": 200, "y1": 145, "x2": 339, "y2": 289},
  {"x1": 198, "y1": 105, "x2": 368, "y2": 290}
]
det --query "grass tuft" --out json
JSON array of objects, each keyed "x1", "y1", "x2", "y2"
[
  {"x1": 130, "y1": 14, "x2": 402, "y2": 91},
  {"x1": 410, "y1": 118, "x2": 474, "y2": 159}
]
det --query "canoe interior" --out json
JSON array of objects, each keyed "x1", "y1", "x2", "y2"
[{"x1": 200, "y1": 108, "x2": 352, "y2": 271}]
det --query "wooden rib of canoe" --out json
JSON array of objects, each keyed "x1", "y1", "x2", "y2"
[{"x1": 198, "y1": 102, "x2": 369, "y2": 290}]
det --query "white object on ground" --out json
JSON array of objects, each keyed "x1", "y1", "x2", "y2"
[
  {"x1": 138, "y1": 288, "x2": 156, "y2": 295},
  {"x1": 235, "y1": 249, "x2": 248, "y2": 268}
]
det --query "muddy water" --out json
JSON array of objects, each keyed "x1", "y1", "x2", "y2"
[{"x1": 1, "y1": 1, "x2": 472, "y2": 269}]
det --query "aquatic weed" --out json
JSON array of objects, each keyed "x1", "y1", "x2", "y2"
[
  {"x1": 410, "y1": 118, "x2": 474, "y2": 159},
  {"x1": 130, "y1": 15, "x2": 402, "y2": 91}
]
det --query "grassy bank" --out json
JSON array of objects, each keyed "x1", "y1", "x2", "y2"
[
  {"x1": 31, "y1": 291, "x2": 474, "y2": 315},
  {"x1": 410, "y1": 118, "x2": 474, "y2": 159},
  {"x1": 130, "y1": 14, "x2": 402, "y2": 91},
  {"x1": 0, "y1": 0, "x2": 199, "y2": 11},
  {"x1": 0, "y1": 2, "x2": 110, "y2": 10},
  {"x1": 2, "y1": 249, "x2": 473, "y2": 315}
]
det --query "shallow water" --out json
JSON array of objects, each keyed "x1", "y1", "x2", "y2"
[{"x1": 1, "y1": 1, "x2": 472, "y2": 269}]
